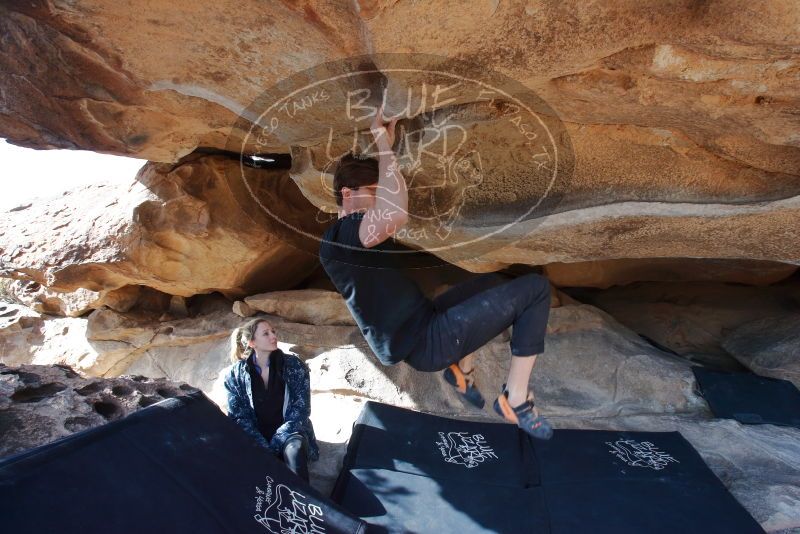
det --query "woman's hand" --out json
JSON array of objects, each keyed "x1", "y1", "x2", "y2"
[{"x1": 370, "y1": 103, "x2": 398, "y2": 148}]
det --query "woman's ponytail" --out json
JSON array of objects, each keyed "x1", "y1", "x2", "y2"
[{"x1": 229, "y1": 317, "x2": 267, "y2": 364}]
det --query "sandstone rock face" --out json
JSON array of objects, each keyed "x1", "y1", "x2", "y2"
[
  {"x1": 2, "y1": 301, "x2": 244, "y2": 393},
  {"x1": 569, "y1": 280, "x2": 800, "y2": 369},
  {"x1": 216, "y1": 301, "x2": 705, "y2": 420},
  {"x1": 5, "y1": 279, "x2": 141, "y2": 317},
  {"x1": 232, "y1": 300, "x2": 256, "y2": 318},
  {"x1": 0, "y1": 301, "x2": 98, "y2": 370},
  {"x1": 9, "y1": 288, "x2": 703, "y2": 419},
  {"x1": 245, "y1": 289, "x2": 356, "y2": 326},
  {"x1": 0, "y1": 302, "x2": 40, "y2": 364},
  {"x1": 470, "y1": 304, "x2": 705, "y2": 418},
  {"x1": 0, "y1": 363, "x2": 198, "y2": 458},
  {"x1": 85, "y1": 307, "x2": 243, "y2": 391},
  {"x1": 0, "y1": 1, "x2": 368, "y2": 161},
  {"x1": 2, "y1": 2, "x2": 799, "y2": 271},
  {"x1": 544, "y1": 258, "x2": 798, "y2": 289},
  {"x1": 0, "y1": 302, "x2": 40, "y2": 337},
  {"x1": 722, "y1": 315, "x2": 800, "y2": 387},
  {"x1": 0, "y1": 154, "x2": 321, "y2": 301}
]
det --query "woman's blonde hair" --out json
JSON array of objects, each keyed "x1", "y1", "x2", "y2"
[{"x1": 229, "y1": 317, "x2": 271, "y2": 364}]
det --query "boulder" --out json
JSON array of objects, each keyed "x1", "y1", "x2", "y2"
[
  {"x1": 568, "y1": 280, "x2": 800, "y2": 369},
  {"x1": 85, "y1": 307, "x2": 242, "y2": 391},
  {"x1": 0, "y1": 363, "x2": 198, "y2": 458},
  {"x1": 4, "y1": 279, "x2": 141, "y2": 317},
  {"x1": 722, "y1": 314, "x2": 800, "y2": 387},
  {"x1": 9, "y1": 285, "x2": 705, "y2": 420},
  {"x1": 232, "y1": 300, "x2": 256, "y2": 318},
  {"x1": 2, "y1": 2, "x2": 799, "y2": 270},
  {"x1": 245, "y1": 289, "x2": 356, "y2": 326},
  {"x1": 293, "y1": 303, "x2": 706, "y2": 419},
  {"x1": 0, "y1": 154, "x2": 321, "y2": 300},
  {"x1": 0, "y1": 1, "x2": 369, "y2": 161},
  {"x1": 0, "y1": 301, "x2": 99, "y2": 370},
  {"x1": 544, "y1": 258, "x2": 797, "y2": 289},
  {"x1": 3, "y1": 304, "x2": 243, "y2": 392},
  {"x1": 3, "y1": 2, "x2": 798, "y2": 170}
]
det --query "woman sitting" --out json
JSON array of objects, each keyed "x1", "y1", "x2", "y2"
[{"x1": 224, "y1": 317, "x2": 319, "y2": 481}]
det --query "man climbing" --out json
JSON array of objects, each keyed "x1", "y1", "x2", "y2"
[{"x1": 319, "y1": 104, "x2": 553, "y2": 440}]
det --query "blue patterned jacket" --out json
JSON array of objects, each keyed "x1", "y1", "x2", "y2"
[{"x1": 223, "y1": 349, "x2": 319, "y2": 461}]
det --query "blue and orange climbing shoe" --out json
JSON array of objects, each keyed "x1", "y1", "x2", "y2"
[
  {"x1": 493, "y1": 387, "x2": 554, "y2": 440},
  {"x1": 443, "y1": 363, "x2": 485, "y2": 409}
]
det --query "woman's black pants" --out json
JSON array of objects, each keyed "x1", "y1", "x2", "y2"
[{"x1": 281, "y1": 435, "x2": 310, "y2": 482}]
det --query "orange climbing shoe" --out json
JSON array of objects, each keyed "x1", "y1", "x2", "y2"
[
  {"x1": 493, "y1": 387, "x2": 553, "y2": 440},
  {"x1": 443, "y1": 363, "x2": 485, "y2": 409}
]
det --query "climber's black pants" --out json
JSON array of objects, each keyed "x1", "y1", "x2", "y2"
[
  {"x1": 281, "y1": 435, "x2": 309, "y2": 482},
  {"x1": 405, "y1": 273, "x2": 551, "y2": 372}
]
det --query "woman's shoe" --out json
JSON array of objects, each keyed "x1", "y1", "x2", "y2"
[
  {"x1": 443, "y1": 363, "x2": 486, "y2": 409},
  {"x1": 493, "y1": 387, "x2": 553, "y2": 440}
]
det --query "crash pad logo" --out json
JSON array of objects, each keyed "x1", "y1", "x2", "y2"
[
  {"x1": 253, "y1": 476, "x2": 326, "y2": 533},
  {"x1": 436, "y1": 431, "x2": 498, "y2": 468},
  {"x1": 606, "y1": 439, "x2": 679, "y2": 471}
]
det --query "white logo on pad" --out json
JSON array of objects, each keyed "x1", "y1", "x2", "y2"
[
  {"x1": 436, "y1": 431, "x2": 498, "y2": 468},
  {"x1": 254, "y1": 476, "x2": 326, "y2": 533},
  {"x1": 607, "y1": 439, "x2": 679, "y2": 471}
]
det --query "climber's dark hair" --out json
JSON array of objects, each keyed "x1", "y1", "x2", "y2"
[{"x1": 333, "y1": 153, "x2": 379, "y2": 207}]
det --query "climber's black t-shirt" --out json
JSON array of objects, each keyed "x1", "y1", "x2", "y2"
[{"x1": 319, "y1": 212, "x2": 435, "y2": 365}]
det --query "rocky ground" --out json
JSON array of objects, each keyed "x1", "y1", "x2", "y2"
[{"x1": 0, "y1": 363, "x2": 198, "y2": 457}]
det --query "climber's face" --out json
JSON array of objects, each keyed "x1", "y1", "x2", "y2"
[{"x1": 248, "y1": 321, "x2": 278, "y2": 353}]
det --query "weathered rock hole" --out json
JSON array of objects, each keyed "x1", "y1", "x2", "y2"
[
  {"x1": 130, "y1": 375, "x2": 149, "y2": 383},
  {"x1": 156, "y1": 387, "x2": 178, "y2": 398},
  {"x1": 11, "y1": 383, "x2": 67, "y2": 403},
  {"x1": 61, "y1": 326, "x2": 69, "y2": 335},
  {"x1": 75, "y1": 382, "x2": 104, "y2": 396},
  {"x1": 4, "y1": 370, "x2": 40, "y2": 385},
  {"x1": 111, "y1": 384, "x2": 134, "y2": 396},
  {"x1": 179, "y1": 384, "x2": 194, "y2": 391},
  {"x1": 64, "y1": 416, "x2": 93, "y2": 432},
  {"x1": 161, "y1": 326, "x2": 174, "y2": 335},
  {"x1": 138, "y1": 395, "x2": 159, "y2": 407},
  {"x1": 53, "y1": 364, "x2": 79, "y2": 378},
  {"x1": 93, "y1": 400, "x2": 122, "y2": 420}
]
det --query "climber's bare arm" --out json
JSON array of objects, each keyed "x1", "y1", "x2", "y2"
[{"x1": 359, "y1": 105, "x2": 408, "y2": 248}]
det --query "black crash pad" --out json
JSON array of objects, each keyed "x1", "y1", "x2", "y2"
[
  {"x1": 333, "y1": 401, "x2": 764, "y2": 534},
  {"x1": 343, "y1": 400, "x2": 538, "y2": 488},
  {"x1": 335, "y1": 468, "x2": 549, "y2": 534},
  {"x1": 0, "y1": 392, "x2": 365, "y2": 534},
  {"x1": 693, "y1": 366, "x2": 800, "y2": 428},
  {"x1": 533, "y1": 429, "x2": 764, "y2": 534}
]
